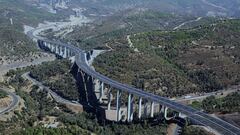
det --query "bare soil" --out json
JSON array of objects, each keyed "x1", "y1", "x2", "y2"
[
  {"x1": 0, "y1": 96, "x2": 12, "y2": 109},
  {"x1": 218, "y1": 113, "x2": 240, "y2": 128}
]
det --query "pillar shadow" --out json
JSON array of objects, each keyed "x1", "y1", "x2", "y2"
[{"x1": 70, "y1": 62, "x2": 106, "y2": 123}]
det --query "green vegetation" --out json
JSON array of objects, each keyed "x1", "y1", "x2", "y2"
[
  {"x1": 1, "y1": 64, "x2": 168, "y2": 135},
  {"x1": 78, "y1": 0, "x2": 240, "y2": 18},
  {"x1": 190, "y1": 101, "x2": 202, "y2": 110},
  {"x1": 202, "y1": 92, "x2": 240, "y2": 113},
  {"x1": 48, "y1": 10, "x2": 206, "y2": 50},
  {"x1": 0, "y1": 86, "x2": 60, "y2": 134},
  {"x1": 58, "y1": 112, "x2": 167, "y2": 135},
  {"x1": 0, "y1": 0, "x2": 64, "y2": 27},
  {"x1": 13, "y1": 126, "x2": 91, "y2": 135},
  {"x1": 29, "y1": 59, "x2": 79, "y2": 100},
  {"x1": 94, "y1": 45, "x2": 197, "y2": 97},
  {"x1": 0, "y1": 90, "x2": 7, "y2": 98},
  {"x1": 0, "y1": 26, "x2": 37, "y2": 57},
  {"x1": 190, "y1": 92, "x2": 240, "y2": 113},
  {"x1": 94, "y1": 19, "x2": 240, "y2": 97},
  {"x1": 182, "y1": 126, "x2": 213, "y2": 135},
  {"x1": 0, "y1": 0, "x2": 65, "y2": 57},
  {"x1": 1, "y1": 68, "x2": 88, "y2": 134},
  {"x1": 12, "y1": 111, "x2": 167, "y2": 135}
]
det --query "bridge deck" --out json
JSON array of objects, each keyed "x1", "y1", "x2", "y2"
[{"x1": 27, "y1": 28, "x2": 240, "y2": 135}]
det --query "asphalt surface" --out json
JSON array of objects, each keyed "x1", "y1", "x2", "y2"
[
  {"x1": 175, "y1": 86, "x2": 240, "y2": 102},
  {"x1": 22, "y1": 72, "x2": 82, "y2": 107},
  {"x1": 27, "y1": 26, "x2": 240, "y2": 135},
  {"x1": 0, "y1": 87, "x2": 19, "y2": 115}
]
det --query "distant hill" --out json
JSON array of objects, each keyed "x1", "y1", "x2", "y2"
[
  {"x1": 75, "y1": 0, "x2": 240, "y2": 17},
  {"x1": 0, "y1": 0, "x2": 64, "y2": 58},
  {"x1": 0, "y1": 0, "x2": 66, "y2": 27},
  {"x1": 22, "y1": 0, "x2": 240, "y2": 18}
]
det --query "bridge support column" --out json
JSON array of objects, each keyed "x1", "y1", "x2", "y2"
[
  {"x1": 127, "y1": 93, "x2": 134, "y2": 122},
  {"x1": 138, "y1": 97, "x2": 142, "y2": 119},
  {"x1": 42, "y1": 42, "x2": 46, "y2": 49},
  {"x1": 63, "y1": 47, "x2": 67, "y2": 58},
  {"x1": 150, "y1": 101, "x2": 155, "y2": 118},
  {"x1": 116, "y1": 90, "x2": 122, "y2": 121},
  {"x1": 107, "y1": 88, "x2": 112, "y2": 110},
  {"x1": 159, "y1": 104, "x2": 162, "y2": 113},
  {"x1": 99, "y1": 82, "x2": 104, "y2": 103},
  {"x1": 144, "y1": 100, "x2": 148, "y2": 117},
  {"x1": 160, "y1": 105, "x2": 165, "y2": 113},
  {"x1": 43, "y1": 42, "x2": 46, "y2": 47},
  {"x1": 47, "y1": 43, "x2": 51, "y2": 49},
  {"x1": 59, "y1": 46, "x2": 63, "y2": 56},
  {"x1": 67, "y1": 49, "x2": 70, "y2": 57},
  {"x1": 45, "y1": 42, "x2": 48, "y2": 48},
  {"x1": 45, "y1": 42, "x2": 48, "y2": 49},
  {"x1": 164, "y1": 107, "x2": 173, "y2": 120},
  {"x1": 50, "y1": 44, "x2": 55, "y2": 52},
  {"x1": 56, "y1": 46, "x2": 59, "y2": 55}
]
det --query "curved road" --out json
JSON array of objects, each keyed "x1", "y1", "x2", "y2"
[
  {"x1": 22, "y1": 72, "x2": 82, "y2": 107},
  {"x1": 0, "y1": 87, "x2": 19, "y2": 115},
  {"x1": 27, "y1": 25, "x2": 240, "y2": 135}
]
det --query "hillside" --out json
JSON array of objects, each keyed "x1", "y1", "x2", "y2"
[
  {"x1": 93, "y1": 19, "x2": 240, "y2": 97},
  {"x1": 74, "y1": 0, "x2": 240, "y2": 17},
  {"x1": 0, "y1": 0, "x2": 64, "y2": 27},
  {"x1": 0, "y1": 0, "x2": 65, "y2": 58},
  {"x1": 48, "y1": 10, "x2": 216, "y2": 50},
  {"x1": 1, "y1": 64, "x2": 168, "y2": 135}
]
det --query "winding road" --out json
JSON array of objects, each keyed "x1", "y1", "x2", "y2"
[
  {"x1": 173, "y1": 17, "x2": 202, "y2": 30},
  {"x1": 0, "y1": 87, "x2": 19, "y2": 115},
  {"x1": 22, "y1": 72, "x2": 82, "y2": 107},
  {"x1": 26, "y1": 21, "x2": 240, "y2": 135}
]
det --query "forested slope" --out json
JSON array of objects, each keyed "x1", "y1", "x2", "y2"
[{"x1": 94, "y1": 19, "x2": 240, "y2": 97}]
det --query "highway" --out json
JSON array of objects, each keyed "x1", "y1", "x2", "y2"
[
  {"x1": 27, "y1": 26, "x2": 240, "y2": 135},
  {"x1": 0, "y1": 87, "x2": 19, "y2": 115},
  {"x1": 22, "y1": 72, "x2": 82, "y2": 107},
  {"x1": 175, "y1": 86, "x2": 240, "y2": 103}
]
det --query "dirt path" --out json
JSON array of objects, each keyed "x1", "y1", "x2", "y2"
[
  {"x1": 173, "y1": 17, "x2": 202, "y2": 30},
  {"x1": 201, "y1": 0, "x2": 227, "y2": 11}
]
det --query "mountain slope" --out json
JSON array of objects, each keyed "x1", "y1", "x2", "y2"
[
  {"x1": 93, "y1": 19, "x2": 240, "y2": 97},
  {"x1": 76, "y1": 0, "x2": 240, "y2": 17},
  {"x1": 0, "y1": 0, "x2": 66, "y2": 59}
]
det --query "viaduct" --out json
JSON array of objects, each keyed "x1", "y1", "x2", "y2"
[{"x1": 27, "y1": 28, "x2": 240, "y2": 135}]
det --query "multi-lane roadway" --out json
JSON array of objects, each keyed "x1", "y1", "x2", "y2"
[{"x1": 27, "y1": 25, "x2": 240, "y2": 135}]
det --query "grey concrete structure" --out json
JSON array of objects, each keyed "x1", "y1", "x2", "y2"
[
  {"x1": 127, "y1": 93, "x2": 134, "y2": 122},
  {"x1": 150, "y1": 101, "x2": 155, "y2": 118},
  {"x1": 116, "y1": 90, "x2": 122, "y2": 121},
  {"x1": 138, "y1": 97, "x2": 142, "y2": 119},
  {"x1": 27, "y1": 27, "x2": 240, "y2": 135}
]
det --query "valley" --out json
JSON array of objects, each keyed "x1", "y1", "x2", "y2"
[{"x1": 0, "y1": 0, "x2": 240, "y2": 135}]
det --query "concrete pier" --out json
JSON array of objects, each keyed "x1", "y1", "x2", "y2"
[{"x1": 116, "y1": 90, "x2": 122, "y2": 121}]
